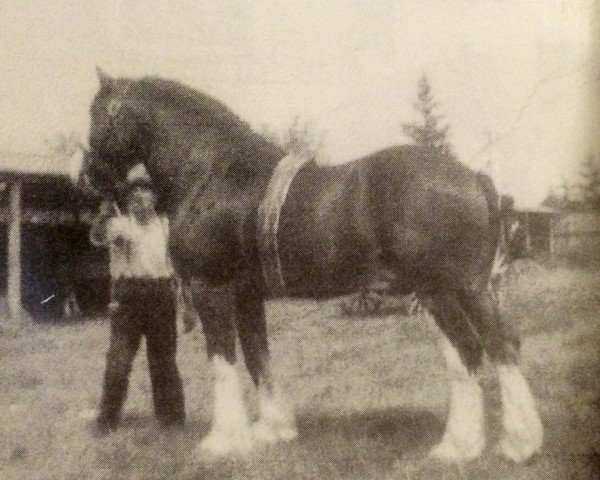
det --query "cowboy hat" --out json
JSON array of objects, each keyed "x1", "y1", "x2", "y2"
[{"x1": 125, "y1": 163, "x2": 153, "y2": 190}]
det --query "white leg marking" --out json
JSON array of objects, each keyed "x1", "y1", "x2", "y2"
[
  {"x1": 195, "y1": 355, "x2": 253, "y2": 457},
  {"x1": 430, "y1": 337, "x2": 485, "y2": 462},
  {"x1": 252, "y1": 383, "x2": 298, "y2": 443},
  {"x1": 497, "y1": 363, "x2": 543, "y2": 463}
]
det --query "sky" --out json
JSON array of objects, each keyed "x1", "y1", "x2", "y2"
[{"x1": 0, "y1": 0, "x2": 596, "y2": 207}]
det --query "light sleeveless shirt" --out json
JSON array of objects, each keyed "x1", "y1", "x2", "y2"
[{"x1": 107, "y1": 215, "x2": 174, "y2": 279}]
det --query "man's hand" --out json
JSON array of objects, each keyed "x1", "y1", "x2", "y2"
[{"x1": 90, "y1": 200, "x2": 116, "y2": 247}]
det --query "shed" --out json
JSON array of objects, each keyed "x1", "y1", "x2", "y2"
[
  {"x1": 513, "y1": 206, "x2": 559, "y2": 259},
  {"x1": 0, "y1": 150, "x2": 108, "y2": 321}
]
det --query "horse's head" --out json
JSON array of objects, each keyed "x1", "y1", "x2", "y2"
[
  {"x1": 83, "y1": 68, "x2": 155, "y2": 197},
  {"x1": 79, "y1": 69, "x2": 285, "y2": 206},
  {"x1": 69, "y1": 146, "x2": 118, "y2": 200}
]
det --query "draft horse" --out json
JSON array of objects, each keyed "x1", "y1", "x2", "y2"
[{"x1": 77, "y1": 70, "x2": 543, "y2": 463}]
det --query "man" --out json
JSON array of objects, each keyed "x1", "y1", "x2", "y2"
[{"x1": 90, "y1": 164, "x2": 185, "y2": 434}]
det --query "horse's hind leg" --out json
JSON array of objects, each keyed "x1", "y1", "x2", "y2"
[
  {"x1": 423, "y1": 290, "x2": 486, "y2": 461},
  {"x1": 234, "y1": 273, "x2": 297, "y2": 444},
  {"x1": 459, "y1": 287, "x2": 543, "y2": 463},
  {"x1": 189, "y1": 279, "x2": 253, "y2": 456}
]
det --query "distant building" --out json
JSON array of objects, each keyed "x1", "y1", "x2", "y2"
[
  {"x1": 511, "y1": 202, "x2": 600, "y2": 263},
  {"x1": 0, "y1": 150, "x2": 108, "y2": 321},
  {"x1": 512, "y1": 206, "x2": 558, "y2": 259}
]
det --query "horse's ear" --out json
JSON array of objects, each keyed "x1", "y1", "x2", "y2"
[{"x1": 96, "y1": 67, "x2": 113, "y2": 89}]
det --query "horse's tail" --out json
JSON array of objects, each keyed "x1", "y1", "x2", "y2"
[{"x1": 476, "y1": 171, "x2": 503, "y2": 282}]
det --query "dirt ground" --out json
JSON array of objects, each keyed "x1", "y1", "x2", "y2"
[{"x1": 0, "y1": 262, "x2": 599, "y2": 479}]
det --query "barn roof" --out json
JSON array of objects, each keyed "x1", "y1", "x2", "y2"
[{"x1": 0, "y1": 150, "x2": 72, "y2": 179}]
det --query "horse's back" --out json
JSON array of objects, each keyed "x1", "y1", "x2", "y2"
[
  {"x1": 367, "y1": 145, "x2": 490, "y2": 241},
  {"x1": 278, "y1": 145, "x2": 495, "y2": 297}
]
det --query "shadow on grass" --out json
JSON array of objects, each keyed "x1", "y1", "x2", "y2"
[
  {"x1": 295, "y1": 406, "x2": 443, "y2": 454},
  {"x1": 87, "y1": 409, "x2": 450, "y2": 479},
  {"x1": 115, "y1": 406, "x2": 443, "y2": 453}
]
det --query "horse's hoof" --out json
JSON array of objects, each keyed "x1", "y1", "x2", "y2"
[
  {"x1": 429, "y1": 438, "x2": 483, "y2": 462},
  {"x1": 251, "y1": 420, "x2": 298, "y2": 444},
  {"x1": 251, "y1": 421, "x2": 277, "y2": 443},
  {"x1": 496, "y1": 433, "x2": 542, "y2": 464},
  {"x1": 194, "y1": 428, "x2": 253, "y2": 458}
]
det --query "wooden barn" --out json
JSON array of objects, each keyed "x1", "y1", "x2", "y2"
[
  {"x1": 512, "y1": 205, "x2": 600, "y2": 263},
  {"x1": 513, "y1": 206, "x2": 559, "y2": 259},
  {"x1": 0, "y1": 151, "x2": 109, "y2": 321}
]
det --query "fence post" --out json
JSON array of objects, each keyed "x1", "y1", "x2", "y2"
[
  {"x1": 8, "y1": 179, "x2": 22, "y2": 321},
  {"x1": 524, "y1": 213, "x2": 532, "y2": 254},
  {"x1": 549, "y1": 215, "x2": 555, "y2": 260}
]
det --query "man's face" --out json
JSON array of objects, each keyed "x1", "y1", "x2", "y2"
[{"x1": 127, "y1": 186, "x2": 156, "y2": 219}]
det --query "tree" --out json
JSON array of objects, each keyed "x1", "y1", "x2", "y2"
[
  {"x1": 578, "y1": 153, "x2": 600, "y2": 208},
  {"x1": 541, "y1": 186, "x2": 565, "y2": 210},
  {"x1": 261, "y1": 116, "x2": 326, "y2": 160},
  {"x1": 402, "y1": 75, "x2": 455, "y2": 160},
  {"x1": 542, "y1": 155, "x2": 600, "y2": 211},
  {"x1": 43, "y1": 131, "x2": 81, "y2": 157}
]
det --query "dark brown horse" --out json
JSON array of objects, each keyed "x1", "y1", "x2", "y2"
[{"x1": 77, "y1": 70, "x2": 542, "y2": 462}]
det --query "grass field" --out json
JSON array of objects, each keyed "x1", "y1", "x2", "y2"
[{"x1": 1, "y1": 262, "x2": 599, "y2": 479}]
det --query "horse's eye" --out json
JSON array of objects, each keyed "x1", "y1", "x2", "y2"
[{"x1": 107, "y1": 99, "x2": 122, "y2": 117}]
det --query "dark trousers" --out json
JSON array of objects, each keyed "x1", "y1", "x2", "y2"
[{"x1": 98, "y1": 278, "x2": 185, "y2": 428}]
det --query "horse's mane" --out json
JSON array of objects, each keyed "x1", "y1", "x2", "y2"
[
  {"x1": 135, "y1": 77, "x2": 248, "y2": 133},
  {"x1": 131, "y1": 76, "x2": 283, "y2": 174}
]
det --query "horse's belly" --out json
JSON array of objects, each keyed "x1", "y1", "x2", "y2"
[
  {"x1": 281, "y1": 262, "x2": 364, "y2": 299},
  {"x1": 277, "y1": 223, "x2": 369, "y2": 299}
]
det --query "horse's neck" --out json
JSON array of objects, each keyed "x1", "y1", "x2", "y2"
[
  {"x1": 144, "y1": 157, "x2": 188, "y2": 216},
  {"x1": 145, "y1": 113, "x2": 286, "y2": 211}
]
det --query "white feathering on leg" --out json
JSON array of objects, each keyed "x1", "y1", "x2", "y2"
[
  {"x1": 252, "y1": 383, "x2": 297, "y2": 443},
  {"x1": 196, "y1": 355, "x2": 253, "y2": 456},
  {"x1": 497, "y1": 364, "x2": 543, "y2": 463},
  {"x1": 430, "y1": 337, "x2": 485, "y2": 462}
]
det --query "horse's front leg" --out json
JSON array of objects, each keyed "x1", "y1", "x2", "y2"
[
  {"x1": 189, "y1": 279, "x2": 253, "y2": 457},
  {"x1": 234, "y1": 272, "x2": 297, "y2": 444}
]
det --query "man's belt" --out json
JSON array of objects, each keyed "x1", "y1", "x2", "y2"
[{"x1": 257, "y1": 153, "x2": 311, "y2": 297}]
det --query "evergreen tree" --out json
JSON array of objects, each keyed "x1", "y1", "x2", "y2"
[
  {"x1": 579, "y1": 153, "x2": 600, "y2": 208},
  {"x1": 402, "y1": 75, "x2": 455, "y2": 160}
]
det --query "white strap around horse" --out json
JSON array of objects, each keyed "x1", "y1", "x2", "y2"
[{"x1": 258, "y1": 153, "x2": 311, "y2": 297}]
